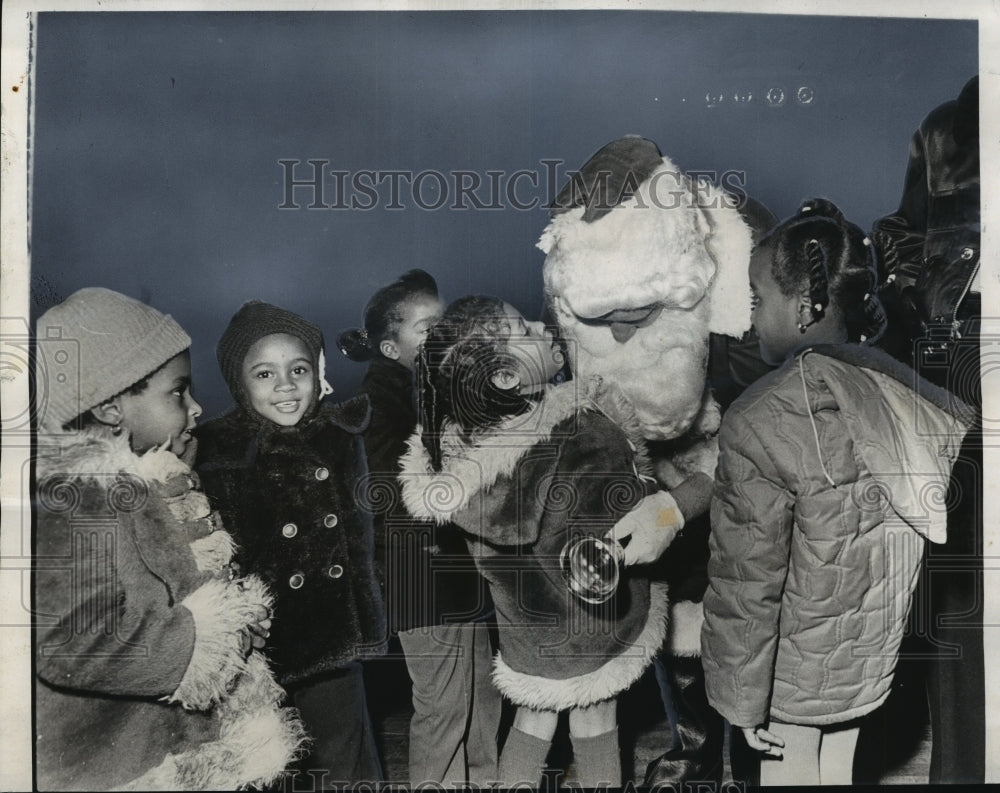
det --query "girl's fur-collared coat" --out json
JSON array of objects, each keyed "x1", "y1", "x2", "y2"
[
  {"x1": 399, "y1": 378, "x2": 669, "y2": 711},
  {"x1": 33, "y1": 428, "x2": 305, "y2": 791}
]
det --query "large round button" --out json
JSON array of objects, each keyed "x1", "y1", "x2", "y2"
[
  {"x1": 281, "y1": 522, "x2": 298, "y2": 538},
  {"x1": 961, "y1": 247, "x2": 975, "y2": 260},
  {"x1": 288, "y1": 572, "x2": 305, "y2": 589},
  {"x1": 326, "y1": 564, "x2": 344, "y2": 579},
  {"x1": 323, "y1": 513, "x2": 338, "y2": 528},
  {"x1": 315, "y1": 467, "x2": 330, "y2": 481}
]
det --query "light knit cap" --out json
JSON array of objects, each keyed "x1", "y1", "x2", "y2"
[{"x1": 35, "y1": 287, "x2": 191, "y2": 432}]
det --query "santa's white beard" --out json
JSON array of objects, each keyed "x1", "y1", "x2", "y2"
[{"x1": 562, "y1": 306, "x2": 714, "y2": 441}]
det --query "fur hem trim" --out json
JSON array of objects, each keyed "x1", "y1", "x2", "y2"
[
  {"x1": 169, "y1": 574, "x2": 274, "y2": 710},
  {"x1": 491, "y1": 581, "x2": 668, "y2": 710},
  {"x1": 399, "y1": 377, "x2": 651, "y2": 523},
  {"x1": 122, "y1": 655, "x2": 307, "y2": 790},
  {"x1": 188, "y1": 529, "x2": 236, "y2": 573},
  {"x1": 668, "y1": 599, "x2": 703, "y2": 657}
]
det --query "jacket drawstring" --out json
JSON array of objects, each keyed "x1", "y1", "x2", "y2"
[{"x1": 798, "y1": 351, "x2": 837, "y2": 488}]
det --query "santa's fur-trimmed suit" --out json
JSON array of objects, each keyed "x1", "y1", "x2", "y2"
[{"x1": 538, "y1": 136, "x2": 755, "y2": 786}]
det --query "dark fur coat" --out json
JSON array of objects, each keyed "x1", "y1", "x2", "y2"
[{"x1": 194, "y1": 397, "x2": 387, "y2": 686}]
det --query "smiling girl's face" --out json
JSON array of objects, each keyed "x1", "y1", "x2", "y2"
[{"x1": 240, "y1": 333, "x2": 317, "y2": 426}]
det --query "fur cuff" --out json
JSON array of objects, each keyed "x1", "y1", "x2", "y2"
[
  {"x1": 188, "y1": 529, "x2": 236, "y2": 573},
  {"x1": 668, "y1": 599, "x2": 704, "y2": 657},
  {"x1": 169, "y1": 575, "x2": 274, "y2": 710},
  {"x1": 491, "y1": 581, "x2": 669, "y2": 710},
  {"x1": 123, "y1": 656, "x2": 307, "y2": 790}
]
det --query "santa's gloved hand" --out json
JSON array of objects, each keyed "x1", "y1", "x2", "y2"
[{"x1": 607, "y1": 490, "x2": 685, "y2": 566}]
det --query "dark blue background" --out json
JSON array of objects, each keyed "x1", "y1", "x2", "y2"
[{"x1": 29, "y1": 10, "x2": 978, "y2": 417}]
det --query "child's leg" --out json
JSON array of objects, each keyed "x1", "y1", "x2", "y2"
[
  {"x1": 759, "y1": 722, "x2": 820, "y2": 787},
  {"x1": 465, "y1": 620, "x2": 503, "y2": 785},
  {"x1": 399, "y1": 623, "x2": 477, "y2": 785},
  {"x1": 568, "y1": 699, "x2": 620, "y2": 788},
  {"x1": 290, "y1": 663, "x2": 384, "y2": 787},
  {"x1": 818, "y1": 723, "x2": 860, "y2": 785},
  {"x1": 498, "y1": 707, "x2": 558, "y2": 788}
]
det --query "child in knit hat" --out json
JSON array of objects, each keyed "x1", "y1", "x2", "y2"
[
  {"x1": 195, "y1": 301, "x2": 387, "y2": 787},
  {"x1": 33, "y1": 287, "x2": 306, "y2": 791}
]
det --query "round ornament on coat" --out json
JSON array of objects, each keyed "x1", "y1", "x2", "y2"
[{"x1": 560, "y1": 535, "x2": 624, "y2": 604}]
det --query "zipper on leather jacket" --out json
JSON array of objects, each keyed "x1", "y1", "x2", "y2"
[{"x1": 949, "y1": 254, "x2": 980, "y2": 341}]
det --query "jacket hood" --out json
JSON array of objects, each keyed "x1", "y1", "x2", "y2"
[
  {"x1": 797, "y1": 346, "x2": 973, "y2": 544},
  {"x1": 399, "y1": 376, "x2": 650, "y2": 524}
]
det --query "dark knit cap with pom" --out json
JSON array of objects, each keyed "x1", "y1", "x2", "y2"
[{"x1": 217, "y1": 301, "x2": 325, "y2": 408}]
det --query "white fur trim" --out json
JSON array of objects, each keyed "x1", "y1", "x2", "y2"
[
  {"x1": 491, "y1": 581, "x2": 669, "y2": 710},
  {"x1": 697, "y1": 179, "x2": 754, "y2": 338},
  {"x1": 399, "y1": 377, "x2": 653, "y2": 525},
  {"x1": 398, "y1": 380, "x2": 586, "y2": 524},
  {"x1": 124, "y1": 654, "x2": 307, "y2": 790},
  {"x1": 163, "y1": 488, "x2": 212, "y2": 523},
  {"x1": 169, "y1": 574, "x2": 274, "y2": 710},
  {"x1": 188, "y1": 529, "x2": 236, "y2": 573},
  {"x1": 37, "y1": 425, "x2": 190, "y2": 485},
  {"x1": 209, "y1": 652, "x2": 308, "y2": 789},
  {"x1": 668, "y1": 599, "x2": 704, "y2": 658}
]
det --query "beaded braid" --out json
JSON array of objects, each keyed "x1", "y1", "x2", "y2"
[
  {"x1": 870, "y1": 228, "x2": 900, "y2": 290},
  {"x1": 770, "y1": 199, "x2": 887, "y2": 345},
  {"x1": 858, "y1": 235, "x2": 888, "y2": 345},
  {"x1": 802, "y1": 237, "x2": 829, "y2": 329}
]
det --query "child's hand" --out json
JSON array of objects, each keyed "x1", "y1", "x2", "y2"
[
  {"x1": 239, "y1": 604, "x2": 272, "y2": 656},
  {"x1": 742, "y1": 725, "x2": 784, "y2": 758},
  {"x1": 179, "y1": 434, "x2": 199, "y2": 467}
]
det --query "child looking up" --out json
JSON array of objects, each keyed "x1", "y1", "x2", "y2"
[
  {"x1": 339, "y1": 271, "x2": 500, "y2": 786},
  {"x1": 399, "y1": 296, "x2": 681, "y2": 788},
  {"x1": 33, "y1": 287, "x2": 304, "y2": 791},
  {"x1": 701, "y1": 199, "x2": 974, "y2": 786},
  {"x1": 195, "y1": 301, "x2": 386, "y2": 787}
]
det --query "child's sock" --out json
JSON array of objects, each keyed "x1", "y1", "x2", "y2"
[
  {"x1": 569, "y1": 728, "x2": 621, "y2": 788},
  {"x1": 498, "y1": 726, "x2": 551, "y2": 788}
]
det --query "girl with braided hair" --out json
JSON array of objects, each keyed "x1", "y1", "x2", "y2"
[
  {"x1": 399, "y1": 295, "x2": 681, "y2": 788},
  {"x1": 701, "y1": 199, "x2": 974, "y2": 785}
]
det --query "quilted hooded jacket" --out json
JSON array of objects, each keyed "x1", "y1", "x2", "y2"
[{"x1": 702, "y1": 344, "x2": 972, "y2": 728}]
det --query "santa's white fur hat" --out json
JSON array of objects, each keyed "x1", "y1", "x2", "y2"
[{"x1": 538, "y1": 136, "x2": 753, "y2": 339}]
